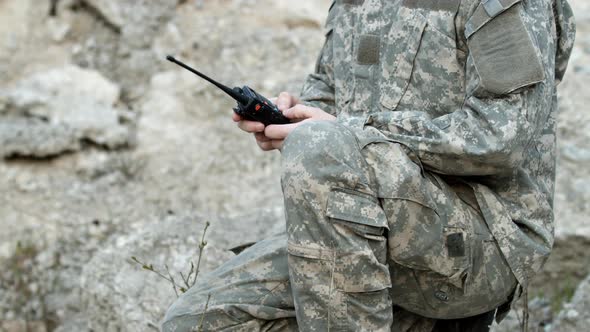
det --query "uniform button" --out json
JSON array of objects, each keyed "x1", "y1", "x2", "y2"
[{"x1": 435, "y1": 290, "x2": 449, "y2": 302}]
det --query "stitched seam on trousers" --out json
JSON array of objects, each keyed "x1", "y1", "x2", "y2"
[
  {"x1": 289, "y1": 241, "x2": 379, "y2": 257},
  {"x1": 251, "y1": 280, "x2": 291, "y2": 306},
  {"x1": 287, "y1": 242, "x2": 336, "y2": 260},
  {"x1": 329, "y1": 249, "x2": 336, "y2": 331}
]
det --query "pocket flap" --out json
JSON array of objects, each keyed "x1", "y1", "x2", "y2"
[
  {"x1": 326, "y1": 188, "x2": 388, "y2": 231},
  {"x1": 465, "y1": 0, "x2": 522, "y2": 38}
]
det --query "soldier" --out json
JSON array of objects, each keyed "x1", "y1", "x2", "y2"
[{"x1": 163, "y1": 0, "x2": 576, "y2": 331}]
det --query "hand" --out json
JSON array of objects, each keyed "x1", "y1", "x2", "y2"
[
  {"x1": 264, "y1": 104, "x2": 336, "y2": 151},
  {"x1": 232, "y1": 92, "x2": 300, "y2": 151}
]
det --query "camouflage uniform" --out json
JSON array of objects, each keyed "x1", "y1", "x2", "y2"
[{"x1": 163, "y1": 0, "x2": 576, "y2": 331}]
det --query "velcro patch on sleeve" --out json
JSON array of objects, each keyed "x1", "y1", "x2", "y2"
[
  {"x1": 357, "y1": 34, "x2": 381, "y2": 65},
  {"x1": 468, "y1": 5, "x2": 544, "y2": 94}
]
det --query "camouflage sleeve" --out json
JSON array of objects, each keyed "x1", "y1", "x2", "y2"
[
  {"x1": 364, "y1": 0, "x2": 575, "y2": 176},
  {"x1": 299, "y1": 6, "x2": 337, "y2": 116}
]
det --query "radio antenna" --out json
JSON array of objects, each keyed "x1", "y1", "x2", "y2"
[{"x1": 166, "y1": 55, "x2": 249, "y2": 105}]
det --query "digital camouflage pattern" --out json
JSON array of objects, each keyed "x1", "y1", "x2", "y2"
[
  {"x1": 281, "y1": 121, "x2": 517, "y2": 328},
  {"x1": 301, "y1": 0, "x2": 576, "y2": 291},
  {"x1": 163, "y1": 0, "x2": 576, "y2": 330}
]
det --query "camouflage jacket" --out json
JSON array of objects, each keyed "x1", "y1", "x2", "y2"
[{"x1": 299, "y1": 0, "x2": 576, "y2": 287}]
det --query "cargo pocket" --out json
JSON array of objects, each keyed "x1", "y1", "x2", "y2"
[
  {"x1": 465, "y1": 0, "x2": 545, "y2": 95},
  {"x1": 288, "y1": 187, "x2": 393, "y2": 330},
  {"x1": 326, "y1": 187, "x2": 389, "y2": 243},
  {"x1": 326, "y1": 187, "x2": 393, "y2": 329},
  {"x1": 287, "y1": 187, "x2": 392, "y2": 293},
  {"x1": 324, "y1": 187, "x2": 392, "y2": 292},
  {"x1": 379, "y1": 7, "x2": 427, "y2": 111}
]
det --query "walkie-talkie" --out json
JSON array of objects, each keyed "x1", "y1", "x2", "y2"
[{"x1": 166, "y1": 56, "x2": 290, "y2": 126}]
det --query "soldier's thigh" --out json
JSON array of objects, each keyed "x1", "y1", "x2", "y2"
[
  {"x1": 361, "y1": 141, "x2": 517, "y2": 320},
  {"x1": 162, "y1": 233, "x2": 297, "y2": 332}
]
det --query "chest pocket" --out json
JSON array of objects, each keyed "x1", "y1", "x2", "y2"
[
  {"x1": 465, "y1": 0, "x2": 545, "y2": 95},
  {"x1": 378, "y1": 5, "x2": 466, "y2": 116},
  {"x1": 328, "y1": 0, "x2": 361, "y2": 112},
  {"x1": 379, "y1": 7, "x2": 428, "y2": 111}
]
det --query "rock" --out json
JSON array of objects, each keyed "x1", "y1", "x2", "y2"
[
  {"x1": 151, "y1": 22, "x2": 184, "y2": 60},
  {"x1": 0, "y1": 0, "x2": 33, "y2": 79},
  {"x1": 0, "y1": 320, "x2": 47, "y2": 332},
  {"x1": 0, "y1": 119, "x2": 80, "y2": 158},
  {"x1": 66, "y1": 0, "x2": 179, "y2": 98},
  {"x1": 490, "y1": 296, "x2": 553, "y2": 332},
  {"x1": 0, "y1": 320, "x2": 26, "y2": 332},
  {"x1": 82, "y1": 0, "x2": 177, "y2": 44},
  {"x1": 70, "y1": 209, "x2": 283, "y2": 331},
  {"x1": 46, "y1": 18, "x2": 71, "y2": 43},
  {"x1": 562, "y1": 143, "x2": 590, "y2": 163},
  {"x1": 553, "y1": 274, "x2": 590, "y2": 332},
  {"x1": 14, "y1": 65, "x2": 120, "y2": 108},
  {"x1": 82, "y1": 0, "x2": 126, "y2": 30},
  {"x1": 0, "y1": 65, "x2": 132, "y2": 158}
]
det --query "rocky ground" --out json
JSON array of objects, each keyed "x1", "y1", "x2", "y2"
[{"x1": 0, "y1": 0, "x2": 588, "y2": 331}]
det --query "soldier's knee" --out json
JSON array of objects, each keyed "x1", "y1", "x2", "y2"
[
  {"x1": 281, "y1": 121, "x2": 361, "y2": 187},
  {"x1": 282, "y1": 121, "x2": 352, "y2": 158}
]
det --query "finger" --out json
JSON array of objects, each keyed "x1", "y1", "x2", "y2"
[
  {"x1": 277, "y1": 92, "x2": 292, "y2": 111},
  {"x1": 254, "y1": 132, "x2": 271, "y2": 142},
  {"x1": 271, "y1": 140, "x2": 284, "y2": 151},
  {"x1": 232, "y1": 112, "x2": 243, "y2": 122},
  {"x1": 257, "y1": 140, "x2": 275, "y2": 151},
  {"x1": 238, "y1": 120, "x2": 265, "y2": 133},
  {"x1": 264, "y1": 123, "x2": 300, "y2": 140},
  {"x1": 282, "y1": 104, "x2": 317, "y2": 120}
]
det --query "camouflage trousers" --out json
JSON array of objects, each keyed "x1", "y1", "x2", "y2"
[{"x1": 162, "y1": 121, "x2": 517, "y2": 332}]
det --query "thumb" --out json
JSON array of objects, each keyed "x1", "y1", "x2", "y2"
[{"x1": 282, "y1": 105, "x2": 316, "y2": 120}]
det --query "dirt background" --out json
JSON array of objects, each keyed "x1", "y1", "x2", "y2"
[{"x1": 0, "y1": 0, "x2": 588, "y2": 331}]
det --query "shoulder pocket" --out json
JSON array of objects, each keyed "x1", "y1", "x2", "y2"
[{"x1": 465, "y1": 0, "x2": 545, "y2": 95}]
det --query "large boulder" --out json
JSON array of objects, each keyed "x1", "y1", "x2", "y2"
[
  {"x1": 82, "y1": 0, "x2": 177, "y2": 36},
  {"x1": 81, "y1": 0, "x2": 127, "y2": 30},
  {"x1": 0, "y1": 65, "x2": 133, "y2": 158}
]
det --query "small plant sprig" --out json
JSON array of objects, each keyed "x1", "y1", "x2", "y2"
[
  {"x1": 131, "y1": 221, "x2": 211, "y2": 297},
  {"x1": 197, "y1": 294, "x2": 212, "y2": 332}
]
